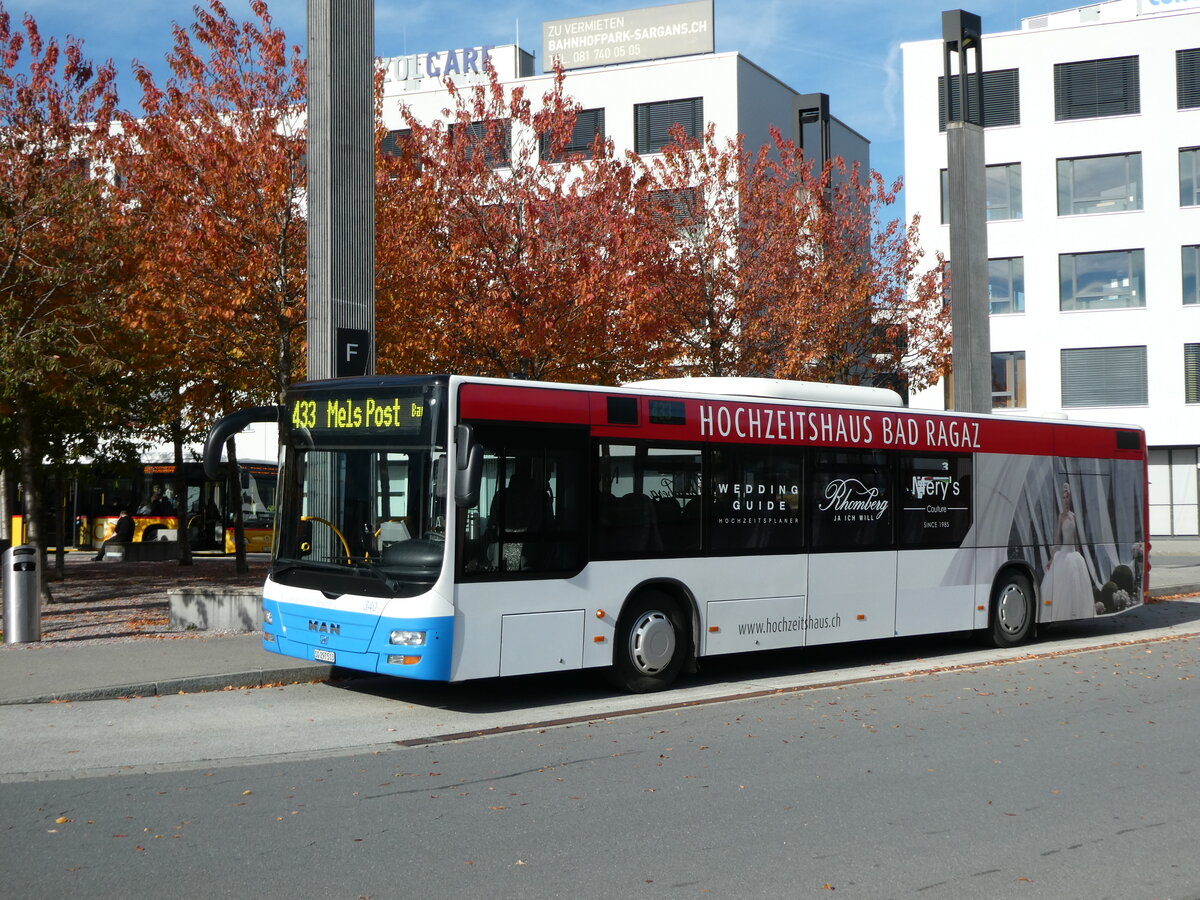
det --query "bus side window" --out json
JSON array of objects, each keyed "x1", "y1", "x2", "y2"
[
  {"x1": 458, "y1": 426, "x2": 586, "y2": 578},
  {"x1": 593, "y1": 443, "x2": 702, "y2": 558},
  {"x1": 898, "y1": 453, "x2": 972, "y2": 549},
  {"x1": 708, "y1": 445, "x2": 803, "y2": 554},
  {"x1": 809, "y1": 449, "x2": 894, "y2": 551}
]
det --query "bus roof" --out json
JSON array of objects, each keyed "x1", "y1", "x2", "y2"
[{"x1": 626, "y1": 377, "x2": 906, "y2": 408}]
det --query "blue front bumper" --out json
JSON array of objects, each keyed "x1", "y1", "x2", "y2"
[{"x1": 262, "y1": 598, "x2": 453, "y2": 681}]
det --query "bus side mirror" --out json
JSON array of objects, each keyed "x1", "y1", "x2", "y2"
[{"x1": 453, "y1": 424, "x2": 483, "y2": 507}]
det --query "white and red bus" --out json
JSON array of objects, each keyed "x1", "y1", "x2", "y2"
[{"x1": 206, "y1": 374, "x2": 1149, "y2": 692}]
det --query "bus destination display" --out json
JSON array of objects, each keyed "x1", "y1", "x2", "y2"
[{"x1": 290, "y1": 392, "x2": 427, "y2": 436}]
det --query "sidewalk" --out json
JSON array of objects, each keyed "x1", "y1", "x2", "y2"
[
  {"x1": 0, "y1": 554, "x2": 334, "y2": 705},
  {"x1": 1, "y1": 542, "x2": 1199, "y2": 706},
  {"x1": 0, "y1": 633, "x2": 333, "y2": 705}
]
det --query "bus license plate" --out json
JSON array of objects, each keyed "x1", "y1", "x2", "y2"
[{"x1": 313, "y1": 648, "x2": 335, "y2": 663}]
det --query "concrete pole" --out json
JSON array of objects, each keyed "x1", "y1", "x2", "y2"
[
  {"x1": 946, "y1": 120, "x2": 991, "y2": 413},
  {"x1": 942, "y1": 10, "x2": 991, "y2": 414},
  {"x1": 307, "y1": 0, "x2": 376, "y2": 381}
]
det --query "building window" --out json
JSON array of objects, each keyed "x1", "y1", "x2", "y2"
[
  {"x1": 448, "y1": 119, "x2": 511, "y2": 168},
  {"x1": 940, "y1": 162, "x2": 1022, "y2": 224},
  {"x1": 1054, "y1": 56, "x2": 1139, "y2": 121},
  {"x1": 1057, "y1": 153, "x2": 1142, "y2": 215},
  {"x1": 1059, "y1": 249, "x2": 1145, "y2": 311},
  {"x1": 380, "y1": 129, "x2": 419, "y2": 172},
  {"x1": 1180, "y1": 48, "x2": 1200, "y2": 110},
  {"x1": 992, "y1": 351, "x2": 1026, "y2": 409},
  {"x1": 1185, "y1": 245, "x2": 1199, "y2": 306},
  {"x1": 540, "y1": 107, "x2": 605, "y2": 160},
  {"x1": 650, "y1": 188, "x2": 704, "y2": 231},
  {"x1": 1187, "y1": 344, "x2": 1200, "y2": 404},
  {"x1": 381, "y1": 128, "x2": 412, "y2": 158},
  {"x1": 988, "y1": 257, "x2": 1025, "y2": 314},
  {"x1": 634, "y1": 97, "x2": 703, "y2": 155},
  {"x1": 1061, "y1": 346, "x2": 1147, "y2": 407},
  {"x1": 937, "y1": 68, "x2": 1020, "y2": 131},
  {"x1": 1182, "y1": 148, "x2": 1200, "y2": 207}
]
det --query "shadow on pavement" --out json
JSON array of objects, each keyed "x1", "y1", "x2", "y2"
[{"x1": 328, "y1": 597, "x2": 1200, "y2": 717}]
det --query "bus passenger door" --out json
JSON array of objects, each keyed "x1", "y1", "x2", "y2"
[
  {"x1": 894, "y1": 453, "x2": 976, "y2": 636},
  {"x1": 805, "y1": 450, "x2": 897, "y2": 645},
  {"x1": 454, "y1": 424, "x2": 590, "y2": 680}
]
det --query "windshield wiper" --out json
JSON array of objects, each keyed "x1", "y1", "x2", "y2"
[{"x1": 348, "y1": 559, "x2": 402, "y2": 593}]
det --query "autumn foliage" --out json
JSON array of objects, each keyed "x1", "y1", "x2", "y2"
[
  {"x1": 0, "y1": 6, "x2": 129, "y2": 559},
  {"x1": 1, "y1": 1, "x2": 949, "y2": 557},
  {"x1": 376, "y1": 65, "x2": 947, "y2": 391},
  {"x1": 377, "y1": 69, "x2": 675, "y2": 384},
  {"x1": 115, "y1": 0, "x2": 307, "y2": 408}
]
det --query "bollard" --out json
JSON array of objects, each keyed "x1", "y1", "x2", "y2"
[{"x1": 3, "y1": 544, "x2": 40, "y2": 643}]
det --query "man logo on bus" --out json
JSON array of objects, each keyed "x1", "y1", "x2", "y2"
[{"x1": 308, "y1": 620, "x2": 341, "y2": 636}]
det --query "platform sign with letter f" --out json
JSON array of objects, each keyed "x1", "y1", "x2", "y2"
[{"x1": 336, "y1": 327, "x2": 372, "y2": 377}]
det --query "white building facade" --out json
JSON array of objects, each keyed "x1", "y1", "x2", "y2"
[
  {"x1": 903, "y1": 0, "x2": 1200, "y2": 535},
  {"x1": 378, "y1": 42, "x2": 868, "y2": 178}
]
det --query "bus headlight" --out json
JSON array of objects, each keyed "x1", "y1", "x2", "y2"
[
  {"x1": 263, "y1": 609, "x2": 274, "y2": 625},
  {"x1": 389, "y1": 630, "x2": 426, "y2": 647}
]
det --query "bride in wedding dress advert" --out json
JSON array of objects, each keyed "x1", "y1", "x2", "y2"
[{"x1": 1041, "y1": 481, "x2": 1096, "y2": 621}]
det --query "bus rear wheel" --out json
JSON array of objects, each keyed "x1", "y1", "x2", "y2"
[
  {"x1": 607, "y1": 590, "x2": 688, "y2": 693},
  {"x1": 989, "y1": 571, "x2": 1034, "y2": 648}
]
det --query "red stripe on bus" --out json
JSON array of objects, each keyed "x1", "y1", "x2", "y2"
[
  {"x1": 459, "y1": 383, "x2": 590, "y2": 425},
  {"x1": 458, "y1": 383, "x2": 1142, "y2": 460}
]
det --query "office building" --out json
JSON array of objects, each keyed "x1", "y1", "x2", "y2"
[{"x1": 903, "y1": 0, "x2": 1200, "y2": 535}]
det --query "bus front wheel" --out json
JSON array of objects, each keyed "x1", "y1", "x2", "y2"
[
  {"x1": 607, "y1": 590, "x2": 688, "y2": 693},
  {"x1": 989, "y1": 571, "x2": 1035, "y2": 648}
]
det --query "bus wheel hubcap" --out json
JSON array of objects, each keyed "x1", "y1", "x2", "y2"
[
  {"x1": 630, "y1": 611, "x2": 675, "y2": 674},
  {"x1": 997, "y1": 584, "x2": 1028, "y2": 634}
]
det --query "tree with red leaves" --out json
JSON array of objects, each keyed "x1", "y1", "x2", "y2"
[
  {"x1": 376, "y1": 66, "x2": 674, "y2": 384},
  {"x1": 0, "y1": 6, "x2": 131, "y2": 578},
  {"x1": 648, "y1": 126, "x2": 948, "y2": 393},
  {"x1": 116, "y1": 0, "x2": 306, "y2": 570}
]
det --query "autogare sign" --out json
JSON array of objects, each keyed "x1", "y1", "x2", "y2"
[
  {"x1": 1138, "y1": 0, "x2": 1200, "y2": 12},
  {"x1": 380, "y1": 44, "x2": 527, "y2": 89}
]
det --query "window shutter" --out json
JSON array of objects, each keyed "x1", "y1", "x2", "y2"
[
  {"x1": 1061, "y1": 346, "x2": 1147, "y2": 407},
  {"x1": 650, "y1": 188, "x2": 703, "y2": 226},
  {"x1": 380, "y1": 129, "x2": 412, "y2": 158},
  {"x1": 1054, "y1": 56, "x2": 1139, "y2": 121},
  {"x1": 1179, "y1": 48, "x2": 1200, "y2": 110},
  {"x1": 572, "y1": 108, "x2": 604, "y2": 154},
  {"x1": 1186, "y1": 344, "x2": 1200, "y2": 404},
  {"x1": 986, "y1": 69, "x2": 1020, "y2": 127},
  {"x1": 541, "y1": 108, "x2": 606, "y2": 160},
  {"x1": 938, "y1": 69, "x2": 1019, "y2": 131},
  {"x1": 635, "y1": 98, "x2": 702, "y2": 154},
  {"x1": 453, "y1": 120, "x2": 510, "y2": 167}
]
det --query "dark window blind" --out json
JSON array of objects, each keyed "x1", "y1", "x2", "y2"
[{"x1": 1054, "y1": 56, "x2": 1139, "y2": 121}]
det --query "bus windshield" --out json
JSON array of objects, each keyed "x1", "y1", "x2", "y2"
[{"x1": 274, "y1": 380, "x2": 448, "y2": 597}]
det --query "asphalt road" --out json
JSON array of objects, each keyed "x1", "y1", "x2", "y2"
[{"x1": 4, "y1": 623, "x2": 1200, "y2": 899}]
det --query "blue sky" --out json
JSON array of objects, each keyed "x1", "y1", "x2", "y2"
[{"x1": 12, "y1": 0, "x2": 1061, "y2": 184}]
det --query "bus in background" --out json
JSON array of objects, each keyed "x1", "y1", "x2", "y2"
[
  {"x1": 12, "y1": 459, "x2": 278, "y2": 554},
  {"x1": 205, "y1": 375, "x2": 1148, "y2": 692}
]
